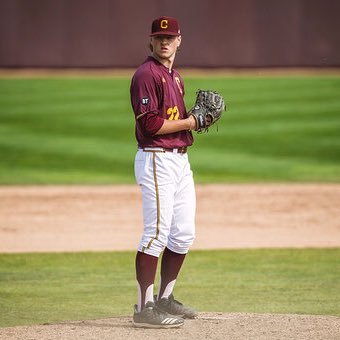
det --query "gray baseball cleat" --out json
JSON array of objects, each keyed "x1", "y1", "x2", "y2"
[
  {"x1": 132, "y1": 301, "x2": 184, "y2": 328},
  {"x1": 155, "y1": 294, "x2": 198, "y2": 319}
]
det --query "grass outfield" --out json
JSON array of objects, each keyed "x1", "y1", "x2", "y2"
[
  {"x1": 0, "y1": 76, "x2": 340, "y2": 184},
  {"x1": 0, "y1": 249, "x2": 339, "y2": 327}
]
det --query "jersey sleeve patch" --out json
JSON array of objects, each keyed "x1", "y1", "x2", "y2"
[{"x1": 141, "y1": 97, "x2": 150, "y2": 105}]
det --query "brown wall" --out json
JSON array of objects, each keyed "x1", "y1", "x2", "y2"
[{"x1": 0, "y1": 0, "x2": 339, "y2": 68}]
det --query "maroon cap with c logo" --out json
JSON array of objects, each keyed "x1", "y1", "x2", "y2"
[{"x1": 150, "y1": 16, "x2": 181, "y2": 36}]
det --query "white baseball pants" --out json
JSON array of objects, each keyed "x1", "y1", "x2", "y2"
[{"x1": 134, "y1": 148, "x2": 196, "y2": 257}]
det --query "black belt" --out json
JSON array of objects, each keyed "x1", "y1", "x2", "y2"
[
  {"x1": 164, "y1": 147, "x2": 187, "y2": 154},
  {"x1": 141, "y1": 147, "x2": 187, "y2": 154}
]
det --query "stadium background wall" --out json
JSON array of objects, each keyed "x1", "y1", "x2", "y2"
[{"x1": 0, "y1": 0, "x2": 339, "y2": 68}]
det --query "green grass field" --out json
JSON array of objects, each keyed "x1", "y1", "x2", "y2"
[
  {"x1": 1, "y1": 249, "x2": 339, "y2": 327},
  {"x1": 0, "y1": 76, "x2": 340, "y2": 184},
  {"x1": 1, "y1": 75, "x2": 339, "y2": 328}
]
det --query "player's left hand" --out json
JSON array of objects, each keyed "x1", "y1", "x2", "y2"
[{"x1": 188, "y1": 90, "x2": 226, "y2": 132}]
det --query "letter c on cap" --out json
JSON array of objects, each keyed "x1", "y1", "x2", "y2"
[{"x1": 160, "y1": 19, "x2": 168, "y2": 29}]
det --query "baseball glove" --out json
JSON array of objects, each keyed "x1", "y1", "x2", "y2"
[{"x1": 189, "y1": 90, "x2": 226, "y2": 132}]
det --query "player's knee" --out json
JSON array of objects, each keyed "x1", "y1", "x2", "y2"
[{"x1": 166, "y1": 234, "x2": 195, "y2": 254}]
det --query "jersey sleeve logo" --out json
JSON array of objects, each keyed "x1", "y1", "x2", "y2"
[{"x1": 141, "y1": 97, "x2": 149, "y2": 105}]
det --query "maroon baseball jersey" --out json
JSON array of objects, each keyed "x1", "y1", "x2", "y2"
[{"x1": 130, "y1": 56, "x2": 193, "y2": 149}]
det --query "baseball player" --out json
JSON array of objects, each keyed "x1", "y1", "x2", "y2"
[{"x1": 130, "y1": 16, "x2": 197, "y2": 328}]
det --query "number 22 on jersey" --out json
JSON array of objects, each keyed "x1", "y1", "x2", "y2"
[{"x1": 167, "y1": 106, "x2": 180, "y2": 120}]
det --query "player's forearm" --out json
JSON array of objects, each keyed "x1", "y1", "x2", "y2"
[{"x1": 155, "y1": 116, "x2": 196, "y2": 135}]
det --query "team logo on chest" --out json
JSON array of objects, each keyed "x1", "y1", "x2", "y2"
[{"x1": 174, "y1": 77, "x2": 183, "y2": 95}]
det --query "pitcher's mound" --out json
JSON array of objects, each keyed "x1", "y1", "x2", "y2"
[{"x1": 1, "y1": 312, "x2": 339, "y2": 340}]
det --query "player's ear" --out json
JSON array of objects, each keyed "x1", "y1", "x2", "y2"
[
  {"x1": 148, "y1": 39, "x2": 153, "y2": 52},
  {"x1": 176, "y1": 35, "x2": 181, "y2": 51},
  {"x1": 177, "y1": 35, "x2": 182, "y2": 47}
]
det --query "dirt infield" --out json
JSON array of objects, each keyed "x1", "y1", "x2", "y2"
[
  {"x1": 1, "y1": 312, "x2": 340, "y2": 340},
  {"x1": 1, "y1": 184, "x2": 340, "y2": 253},
  {"x1": 1, "y1": 184, "x2": 340, "y2": 339}
]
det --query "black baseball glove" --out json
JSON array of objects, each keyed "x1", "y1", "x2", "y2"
[{"x1": 189, "y1": 90, "x2": 226, "y2": 132}]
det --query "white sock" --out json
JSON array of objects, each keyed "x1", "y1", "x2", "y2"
[
  {"x1": 158, "y1": 279, "x2": 176, "y2": 299},
  {"x1": 137, "y1": 282, "x2": 154, "y2": 312}
]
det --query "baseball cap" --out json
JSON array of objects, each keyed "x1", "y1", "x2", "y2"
[{"x1": 150, "y1": 16, "x2": 181, "y2": 36}]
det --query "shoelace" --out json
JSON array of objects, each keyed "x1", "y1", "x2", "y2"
[
  {"x1": 152, "y1": 304, "x2": 169, "y2": 318},
  {"x1": 169, "y1": 296, "x2": 183, "y2": 306}
]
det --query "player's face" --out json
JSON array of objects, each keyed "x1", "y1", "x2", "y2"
[{"x1": 151, "y1": 35, "x2": 181, "y2": 61}]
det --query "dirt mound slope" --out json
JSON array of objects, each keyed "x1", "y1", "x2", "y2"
[{"x1": 1, "y1": 312, "x2": 339, "y2": 340}]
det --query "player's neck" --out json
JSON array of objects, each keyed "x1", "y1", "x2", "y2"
[{"x1": 153, "y1": 53, "x2": 175, "y2": 73}]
